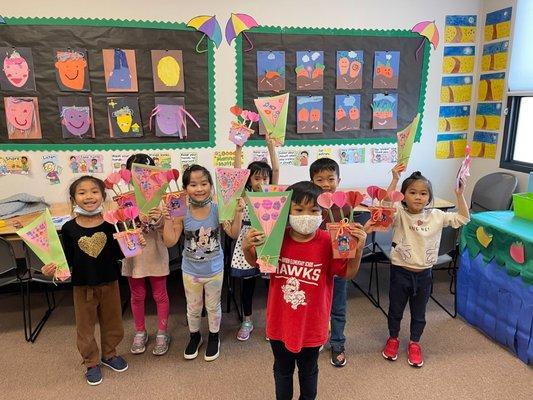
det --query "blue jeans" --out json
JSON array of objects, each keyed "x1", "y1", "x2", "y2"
[{"x1": 329, "y1": 276, "x2": 347, "y2": 349}]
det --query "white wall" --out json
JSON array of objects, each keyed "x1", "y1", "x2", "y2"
[{"x1": 0, "y1": 0, "x2": 493, "y2": 205}]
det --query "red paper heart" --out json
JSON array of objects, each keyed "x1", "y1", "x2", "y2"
[
  {"x1": 120, "y1": 169, "x2": 132, "y2": 184},
  {"x1": 106, "y1": 172, "x2": 122, "y2": 185},
  {"x1": 387, "y1": 190, "x2": 404, "y2": 203},
  {"x1": 347, "y1": 191, "x2": 365, "y2": 208},
  {"x1": 332, "y1": 191, "x2": 347, "y2": 208},
  {"x1": 317, "y1": 192, "x2": 333, "y2": 209},
  {"x1": 376, "y1": 188, "x2": 388, "y2": 201},
  {"x1": 367, "y1": 185, "x2": 380, "y2": 199},
  {"x1": 230, "y1": 105, "x2": 242, "y2": 117},
  {"x1": 114, "y1": 208, "x2": 127, "y2": 222},
  {"x1": 103, "y1": 210, "x2": 118, "y2": 225}
]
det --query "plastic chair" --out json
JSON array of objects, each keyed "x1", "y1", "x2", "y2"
[
  {"x1": 471, "y1": 172, "x2": 518, "y2": 212},
  {"x1": 0, "y1": 237, "x2": 23, "y2": 288}
]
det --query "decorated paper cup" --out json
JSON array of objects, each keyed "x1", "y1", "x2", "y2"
[
  {"x1": 326, "y1": 222, "x2": 358, "y2": 259},
  {"x1": 229, "y1": 121, "x2": 254, "y2": 147},
  {"x1": 113, "y1": 191, "x2": 137, "y2": 209},
  {"x1": 113, "y1": 228, "x2": 143, "y2": 258},
  {"x1": 163, "y1": 191, "x2": 187, "y2": 218}
]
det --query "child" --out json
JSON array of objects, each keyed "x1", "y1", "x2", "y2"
[
  {"x1": 231, "y1": 138, "x2": 279, "y2": 341},
  {"x1": 309, "y1": 158, "x2": 352, "y2": 367},
  {"x1": 41, "y1": 176, "x2": 143, "y2": 385},
  {"x1": 376, "y1": 170, "x2": 469, "y2": 367},
  {"x1": 164, "y1": 165, "x2": 243, "y2": 361},
  {"x1": 122, "y1": 154, "x2": 174, "y2": 356},
  {"x1": 242, "y1": 181, "x2": 367, "y2": 399}
]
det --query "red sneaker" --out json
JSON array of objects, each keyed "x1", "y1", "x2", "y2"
[
  {"x1": 407, "y1": 342, "x2": 424, "y2": 367},
  {"x1": 382, "y1": 337, "x2": 399, "y2": 361}
]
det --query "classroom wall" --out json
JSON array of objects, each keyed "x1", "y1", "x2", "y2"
[{"x1": 0, "y1": 0, "x2": 504, "y2": 206}]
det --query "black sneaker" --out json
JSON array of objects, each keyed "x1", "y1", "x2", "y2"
[
  {"x1": 184, "y1": 332, "x2": 203, "y2": 360},
  {"x1": 204, "y1": 332, "x2": 220, "y2": 361},
  {"x1": 85, "y1": 365, "x2": 102, "y2": 386},
  {"x1": 101, "y1": 355, "x2": 128, "y2": 372},
  {"x1": 331, "y1": 346, "x2": 347, "y2": 368}
]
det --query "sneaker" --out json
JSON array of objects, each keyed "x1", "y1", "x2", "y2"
[
  {"x1": 237, "y1": 320, "x2": 254, "y2": 341},
  {"x1": 319, "y1": 345, "x2": 324, "y2": 352},
  {"x1": 101, "y1": 355, "x2": 128, "y2": 372},
  {"x1": 152, "y1": 332, "x2": 171, "y2": 356},
  {"x1": 184, "y1": 332, "x2": 203, "y2": 360},
  {"x1": 130, "y1": 331, "x2": 148, "y2": 354},
  {"x1": 331, "y1": 346, "x2": 347, "y2": 367},
  {"x1": 382, "y1": 337, "x2": 400, "y2": 361},
  {"x1": 204, "y1": 332, "x2": 220, "y2": 361},
  {"x1": 407, "y1": 342, "x2": 424, "y2": 367},
  {"x1": 85, "y1": 365, "x2": 102, "y2": 386}
]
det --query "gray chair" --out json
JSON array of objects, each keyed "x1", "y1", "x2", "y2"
[
  {"x1": 0, "y1": 237, "x2": 23, "y2": 288},
  {"x1": 471, "y1": 172, "x2": 518, "y2": 212}
]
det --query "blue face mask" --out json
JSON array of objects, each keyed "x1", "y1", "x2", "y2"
[{"x1": 73, "y1": 204, "x2": 103, "y2": 216}]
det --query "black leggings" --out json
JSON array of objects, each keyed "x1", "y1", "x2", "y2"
[{"x1": 241, "y1": 276, "x2": 269, "y2": 317}]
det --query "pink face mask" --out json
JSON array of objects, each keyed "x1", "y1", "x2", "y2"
[
  {"x1": 3, "y1": 50, "x2": 30, "y2": 88},
  {"x1": 6, "y1": 98, "x2": 34, "y2": 131}
]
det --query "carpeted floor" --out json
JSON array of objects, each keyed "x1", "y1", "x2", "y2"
[{"x1": 0, "y1": 265, "x2": 531, "y2": 400}]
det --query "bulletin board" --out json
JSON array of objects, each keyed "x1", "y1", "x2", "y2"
[
  {"x1": 236, "y1": 26, "x2": 430, "y2": 146},
  {"x1": 0, "y1": 17, "x2": 216, "y2": 151}
]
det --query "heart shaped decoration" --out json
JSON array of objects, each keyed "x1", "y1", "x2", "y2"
[
  {"x1": 120, "y1": 169, "x2": 132, "y2": 184},
  {"x1": 114, "y1": 208, "x2": 127, "y2": 222},
  {"x1": 106, "y1": 172, "x2": 122, "y2": 185},
  {"x1": 332, "y1": 191, "x2": 347, "y2": 208},
  {"x1": 123, "y1": 206, "x2": 139, "y2": 221},
  {"x1": 346, "y1": 191, "x2": 365, "y2": 208},
  {"x1": 78, "y1": 232, "x2": 107, "y2": 258},
  {"x1": 376, "y1": 188, "x2": 388, "y2": 202},
  {"x1": 230, "y1": 105, "x2": 242, "y2": 117},
  {"x1": 317, "y1": 192, "x2": 333, "y2": 209},
  {"x1": 367, "y1": 185, "x2": 380, "y2": 199},
  {"x1": 387, "y1": 190, "x2": 404, "y2": 203},
  {"x1": 103, "y1": 211, "x2": 118, "y2": 225}
]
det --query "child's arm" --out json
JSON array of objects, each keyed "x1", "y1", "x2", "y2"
[
  {"x1": 148, "y1": 207, "x2": 164, "y2": 229},
  {"x1": 386, "y1": 163, "x2": 406, "y2": 192},
  {"x1": 234, "y1": 144, "x2": 243, "y2": 169},
  {"x1": 344, "y1": 224, "x2": 368, "y2": 279},
  {"x1": 222, "y1": 198, "x2": 245, "y2": 240},
  {"x1": 242, "y1": 228, "x2": 265, "y2": 266},
  {"x1": 161, "y1": 206, "x2": 184, "y2": 247},
  {"x1": 455, "y1": 177, "x2": 470, "y2": 221},
  {"x1": 266, "y1": 135, "x2": 280, "y2": 184}
]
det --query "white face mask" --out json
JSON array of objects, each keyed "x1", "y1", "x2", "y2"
[
  {"x1": 289, "y1": 215, "x2": 323, "y2": 235},
  {"x1": 73, "y1": 204, "x2": 103, "y2": 216}
]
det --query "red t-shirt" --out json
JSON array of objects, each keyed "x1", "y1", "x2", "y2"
[{"x1": 265, "y1": 229, "x2": 347, "y2": 353}]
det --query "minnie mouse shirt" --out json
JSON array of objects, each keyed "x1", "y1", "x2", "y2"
[{"x1": 181, "y1": 203, "x2": 224, "y2": 278}]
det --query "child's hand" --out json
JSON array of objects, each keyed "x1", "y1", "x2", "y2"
[
  {"x1": 162, "y1": 206, "x2": 172, "y2": 220},
  {"x1": 391, "y1": 163, "x2": 406, "y2": 181},
  {"x1": 266, "y1": 134, "x2": 276, "y2": 149},
  {"x1": 348, "y1": 224, "x2": 367, "y2": 251},
  {"x1": 41, "y1": 263, "x2": 58, "y2": 277},
  {"x1": 138, "y1": 233, "x2": 147, "y2": 247},
  {"x1": 148, "y1": 207, "x2": 163, "y2": 222},
  {"x1": 363, "y1": 219, "x2": 377, "y2": 234},
  {"x1": 455, "y1": 177, "x2": 467, "y2": 196},
  {"x1": 235, "y1": 198, "x2": 246, "y2": 214},
  {"x1": 243, "y1": 228, "x2": 265, "y2": 251}
]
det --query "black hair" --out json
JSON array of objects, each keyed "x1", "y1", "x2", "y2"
[
  {"x1": 400, "y1": 171, "x2": 434, "y2": 204},
  {"x1": 309, "y1": 158, "x2": 340, "y2": 180},
  {"x1": 69, "y1": 175, "x2": 107, "y2": 201},
  {"x1": 70, "y1": 156, "x2": 76, "y2": 160},
  {"x1": 126, "y1": 153, "x2": 155, "y2": 170},
  {"x1": 182, "y1": 164, "x2": 213, "y2": 188},
  {"x1": 286, "y1": 181, "x2": 323, "y2": 208},
  {"x1": 246, "y1": 161, "x2": 273, "y2": 190}
]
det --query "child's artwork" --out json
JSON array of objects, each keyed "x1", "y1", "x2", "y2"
[
  {"x1": 336, "y1": 51, "x2": 363, "y2": 89},
  {"x1": 335, "y1": 95, "x2": 361, "y2": 131},
  {"x1": 0, "y1": 47, "x2": 36, "y2": 91},
  {"x1": 254, "y1": 93, "x2": 289, "y2": 145},
  {"x1": 213, "y1": 150, "x2": 244, "y2": 167},
  {"x1": 102, "y1": 49, "x2": 138, "y2": 92},
  {"x1": 295, "y1": 51, "x2": 324, "y2": 90},
  {"x1": 440, "y1": 76, "x2": 473, "y2": 103},
  {"x1": 297, "y1": 96, "x2": 323, "y2": 133},
  {"x1": 372, "y1": 93, "x2": 398, "y2": 130},
  {"x1": 54, "y1": 49, "x2": 90, "y2": 91},
  {"x1": 478, "y1": 73, "x2": 505, "y2": 101},
  {"x1": 215, "y1": 167, "x2": 250, "y2": 221},
  {"x1": 442, "y1": 46, "x2": 475, "y2": 74},
  {"x1": 456, "y1": 145, "x2": 472, "y2": 188},
  {"x1": 396, "y1": 113, "x2": 421, "y2": 166},
  {"x1": 111, "y1": 154, "x2": 132, "y2": 172},
  {"x1": 151, "y1": 50, "x2": 185, "y2": 92},
  {"x1": 0, "y1": 155, "x2": 31, "y2": 175},
  {"x1": 148, "y1": 152, "x2": 172, "y2": 169},
  {"x1": 484, "y1": 7, "x2": 512, "y2": 41},
  {"x1": 475, "y1": 103, "x2": 502, "y2": 131},
  {"x1": 481, "y1": 41, "x2": 509, "y2": 72},
  {"x1": 262, "y1": 184, "x2": 289, "y2": 193},
  {"x1": 373, "y1": 51, "x2": 399, "y2": 89},
  {"x1": 257, "y1": 51, "x2": 285, "y2": 91},
  {"x1": 114, "y1": 228, "x2": 144, "y2": 258},
  {"x1": 370, "y1": 147, "x2": 397, "y2": 163},
  {"x1": 58, "y1": 96, "x2": 95, "y2": 139},
  {"x1": 444, "y1": 15, "x2": 477, "y2": 44},
  {"x1": 68, "y1": 154, "x2": 104, "y2": 174},
  {"x1": 366, "y1": 186, "x2": 404, "y2": 231},
  {"x1": 4, "y1": 97, "x2": 42, "y2": 139},
  {"x1": 131, "y1": 163, "x2": 170, "y2": 215},
  {"x1": 339, "y1": 148, "x2": 365, "y2": 164},
  {"x1": 438, "y1": 105, "x2": 470, "y2": 132},
  {"x1": 245, "y1": 191, "x2": 293, "y2": 273},
  {"x1": 107, "y1": 97, "x2": 143, "y2": 138},
  {"x1": 179, "y1": 152, "x2": 199, "y2": 170},
  {"x1": 16, "y1": 209, "x2": 70, "y2": 282},
  {"x1": 228, "y1": 105, "x2": 259, "y2": 146},
  {"x1": 41, "y1": 155, "x2": 62, "y2": 185},
  {"x1": 472, "y1": 131, "x2": 498, "y2": 159},
  {"x1": 435, "y1": 133, "x2": 467, "y2": 159},
  {"x1": 150, "y1": 97, "x2": 199, "y2": 139}
]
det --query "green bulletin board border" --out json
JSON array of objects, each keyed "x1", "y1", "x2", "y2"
[
  {"x1": 235, "y1": 25, "x2": 430, "y2": 147},
  {"x1": 0, "y1": 16, "x2": 216, "y2": 151}
]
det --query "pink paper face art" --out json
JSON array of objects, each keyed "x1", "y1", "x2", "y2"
[
  {"x1": 4, "y1": 97, "x2": 42, "y2": 139},
  {"x1": 0, "y1": 48, "x2": 36, "y2": 91}
]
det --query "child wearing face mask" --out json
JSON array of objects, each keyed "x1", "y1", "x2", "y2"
[{"x1": 242, "y1": 181, "x2": 367, "y2": 400}]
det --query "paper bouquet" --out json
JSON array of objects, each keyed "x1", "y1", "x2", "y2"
[
  {"x1": 254, "y1": 93, "x2": 289, "y2": 146},
  {"x1": 367, "y1": 186, "x2": 404, "y2": 231},
  {"x1": 105, "y1": 169, "x2": 138, "y2": 209},
  {"x1": 215, "y1": 167, "x2": 250, "y2": 221},
  {"x1": 160, "y1": 169, "x2": 188, "y2": 218},
  {"x1": 396, "y1": 113, "x2": 420, "y2": 167},
  {"x1": 456, "y1": 145, "x2": 472, "y2": 189},
  {"x1": 103, "y1": 206, "x2": 143, "y2": 258},
  {"x1": 229, "y1": 105, "x2": 259, "y2": 146},
  {"x1": 130, "y1": 163, "x2": 170, "y2": 215}
]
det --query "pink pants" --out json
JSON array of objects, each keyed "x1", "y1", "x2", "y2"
[{"x1": 128, "y1": 276, "x2": 169, "y2": 332}]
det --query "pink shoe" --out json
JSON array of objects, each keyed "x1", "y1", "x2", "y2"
[{"x1": 237, "y1": 321, "x2": 254, "y2": 341}]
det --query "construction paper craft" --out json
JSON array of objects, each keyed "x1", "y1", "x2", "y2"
[
  {"x1": 114, "y1": 229, "x2": 143, "y2": 258},
  {"x1": 113, "y1": 191, "x2": 137, "y2": 209},
  {"x1": 262, "y1": 184, "x2": 289, "y2": 193},
  {"x1": 411, "y1": 21, "x2": 439, "y2": 60},
  {"x1": 373, "y1": 51, "x2": 399, "y2": 89},
  {"x1": 245, "y1": 191, "x2": 292, "y2": 273},
  {"x1": 4, "y1": 97, "x2": 42, "y2": 139},
  {"x1": 456, "y1": 145, "x2": 472, "y2": 188},
  {"x1": 150, "y1": 97, "x2": 199, "y2": 139},
  {"x1": 42, "y1": 155, "x2": 62, "y2": 185},
  {"x1": 151, "y1": 50, "x2": 185, "y2": 92},
  {"x1": 131, "y1": 163, "x2": 170, "y2": 215},
  {"x1": 0, "y1": 155, "x2": 30, "y2": 175},
  {"x1": 102, "y1": 49, "x2": 138, "y2": 92},
  {"x1": 228, "y1": 105, "x2": 259, "y2": 146},
  {"x1": 335, "y1": 94, "x2": 361, "y2": 131},
  {"x1": 435, "y1": 133, "x2": 467, "y2": 159},
  {"x1": 438, "y1": 105, "x2": 470, "y2": 132},
  {"x1": 58, "y1": 96, "x2": 95, "y2": 139},
  {"x1": 481, "y1": 41, "x2": 509, "y2": 72},
  {"x1": 440, "y1": 76, "x2": 473, "y2": 103},
  {"x1": 336, "y1": 51, "x2": 363, "y2": 89},
  {"x1": 370, "y1": 147, "x2": 397, "y2": 164},
  {"x1": 443, "y1": 46, "x2": 475, "y2": 74},
  {"x1": 54, "y1": 48, "x2": 90, "y2": 91},
  {"x1": 366, "y1": 185, "x2": 403, "y2": 231},
  {"x1": 478, "y1": 73, "x2": 505, "y2": 101},
  {"x1": 0, "y1": 47, "x2": 36, "y2": 91},
  {"x1": 295, "y1": 51, "x2": 324, "y2": 90},
  {"x1": 327, "y1": 220, "x2": 359, "y2": 259},
  {"x1": 16, "y1": 209, "x2": 70, "y2": 282},
  {"x1": 445, "y1": 15, "x2": 477, "y2": 43},
  {"x1": 254, "y1": 93, "x2": 289, "y2": 146},
  {"x1": 215, "y1": 167, "x2": 250, "y2": 221},
  {"x1": 257, "y1": 51, "x2": 285, "y2": 91},
  {"x1": 484, "y1": 7, "x2": 512, "y2": 41},
  {"x1": 225, "y1": 13, "x2": 259, "y2": 49},
  {"x1": 339, "y1": 148, "x2": 365, "y2": 164},
  {"x1": 163, "y1": 191, "x2": 187, "y2": 218},
  {"x1": 107, "y1": 97, "x2": 143, "y2": 138},
  {"x1": 372, "y1": 93, "x2": 398, "y2": 130},
  {"x1": 297, "y1": 96, "x2": 323, "y2": 134},
  {"x1": 68, "y1": 154, "x2": 104, "y2": 174},
  {"x1": 472, "y1": 131, "x2": 498, "y2": 159},
  {"x1": 187, "y1": 15, "x2": 223, "y2": 51},
  {"x1": 475, "y1": 103, "x2": 502, "y2": 131},
  {"x1": 396, "y1": 113, "x2": 420, "y2": 166}
]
